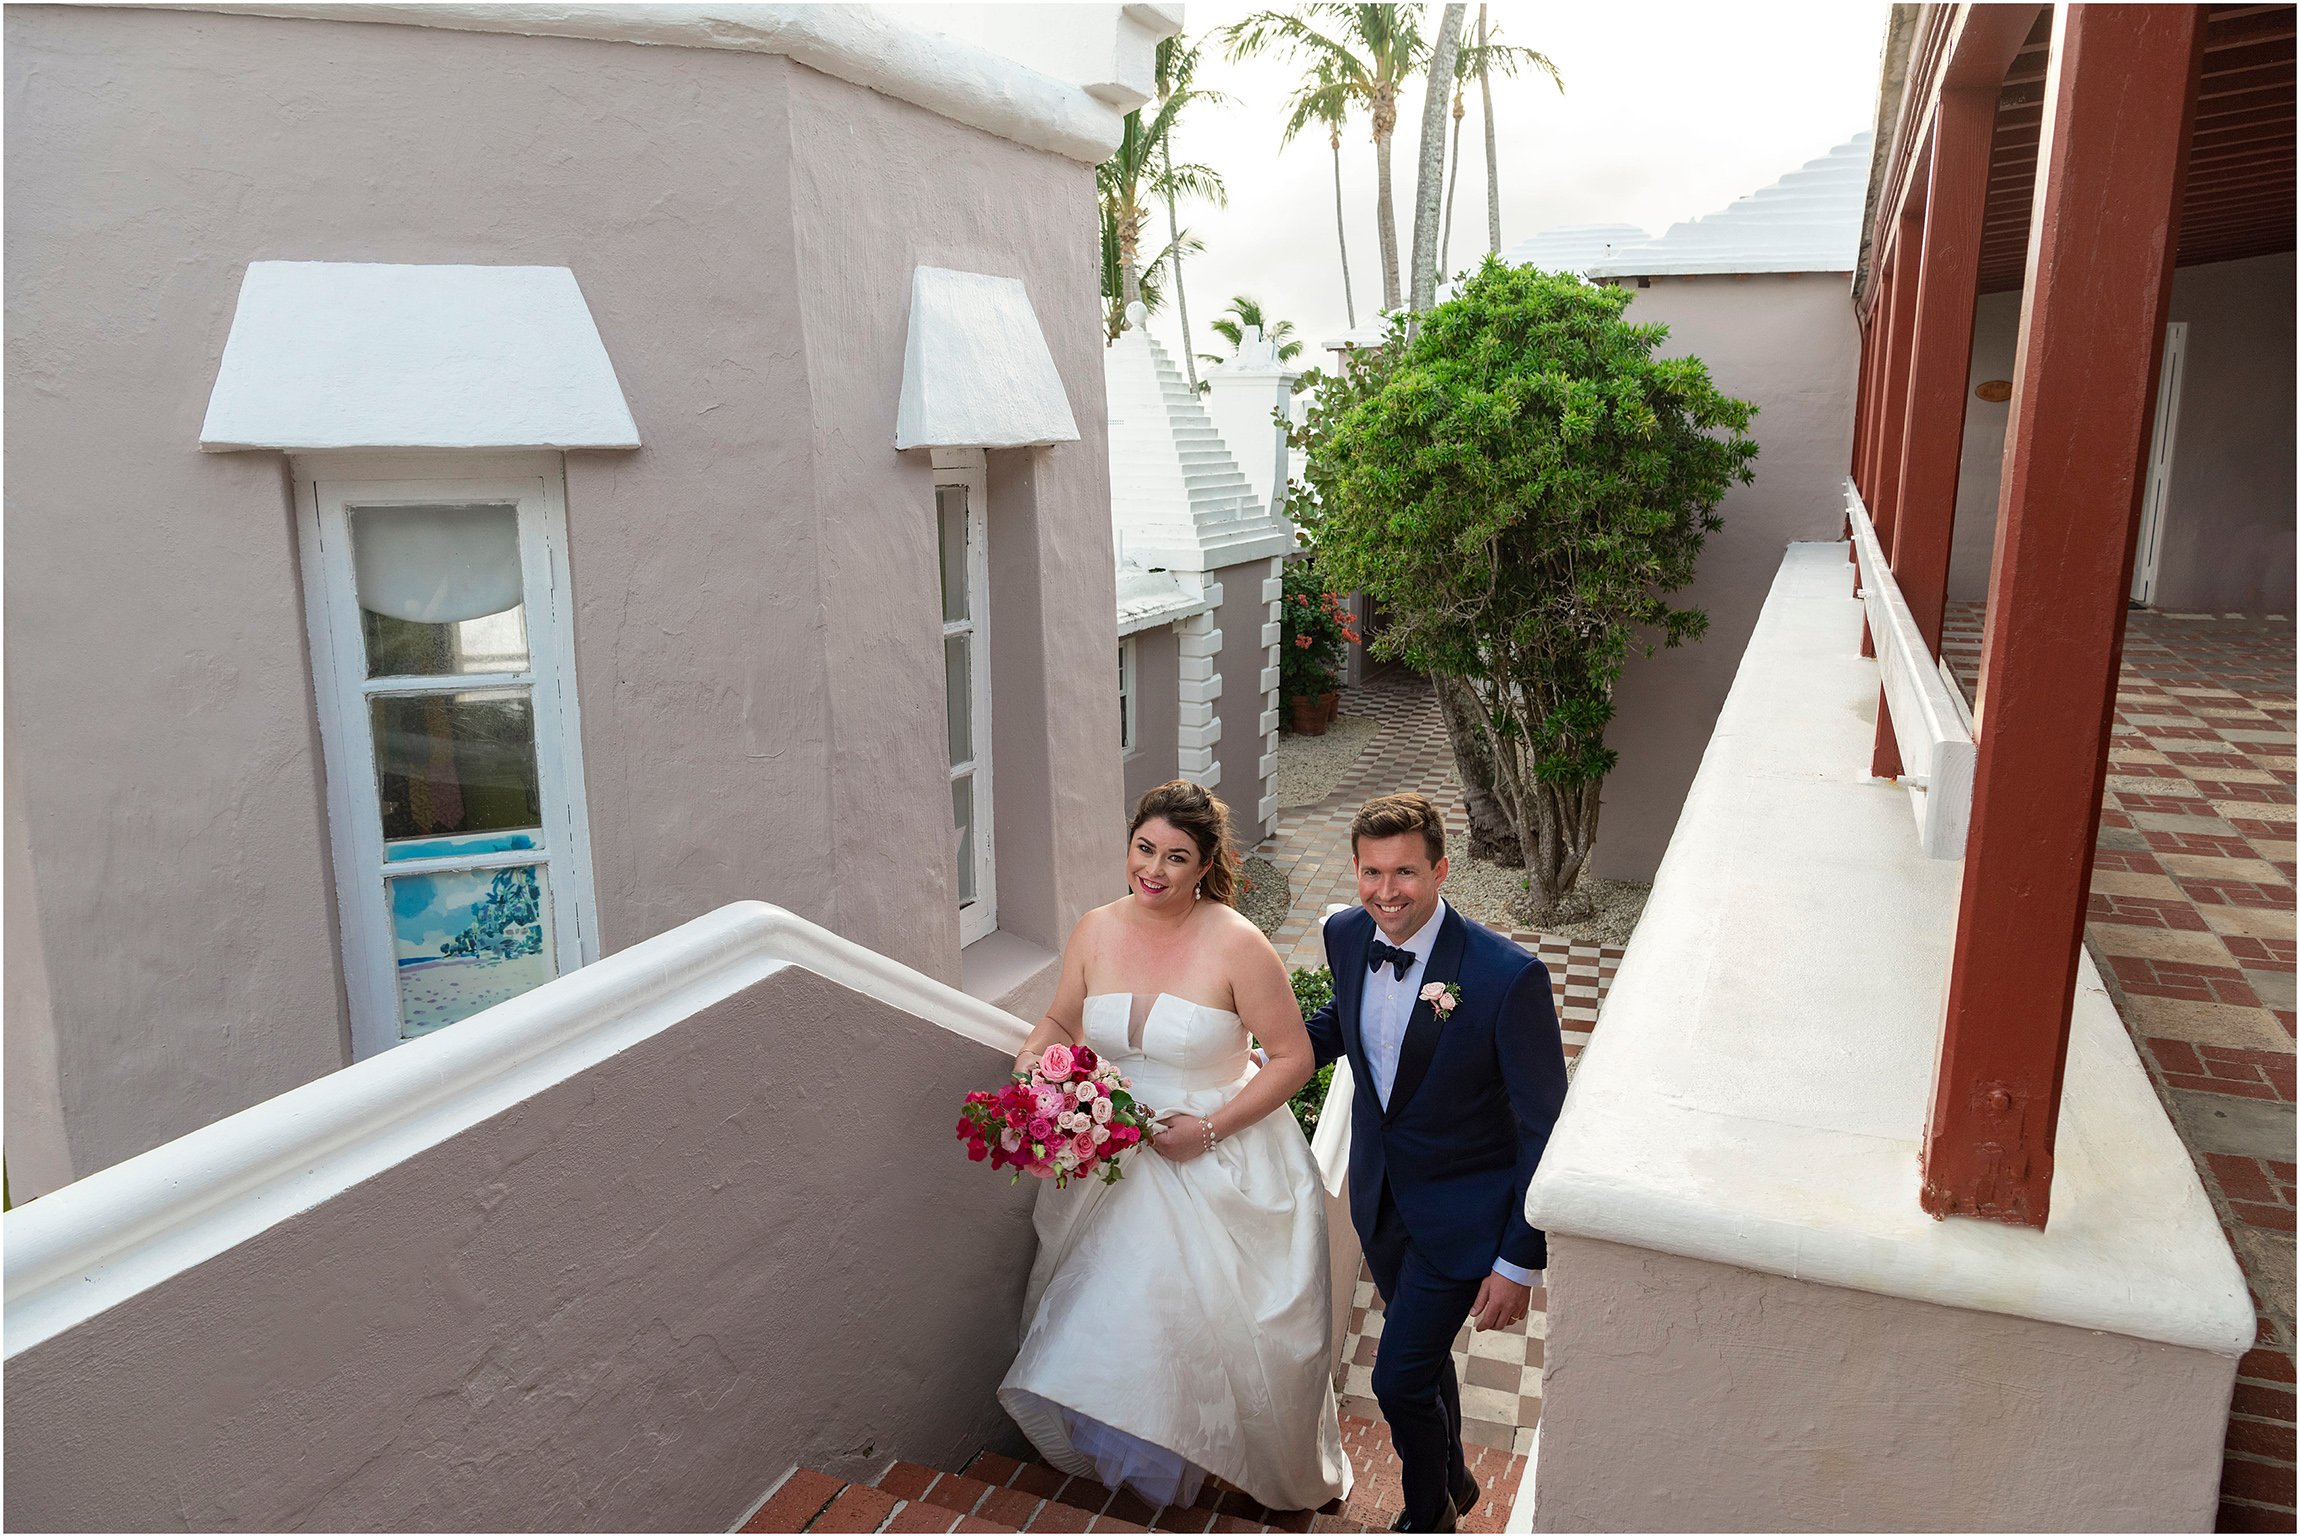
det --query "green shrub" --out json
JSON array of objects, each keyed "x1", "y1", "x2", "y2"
[{"x1": 1288, "y1": 966, "x2": 1337, "y2": 1135}]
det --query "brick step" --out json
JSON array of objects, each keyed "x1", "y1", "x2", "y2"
[{"x1": 742, "y1": 1414, "x2": 1523, "y2": 1535}]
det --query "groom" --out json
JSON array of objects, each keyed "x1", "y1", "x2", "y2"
[{"x1": 1303, "y1": 792, "x2": 1569, "y2": 1533}]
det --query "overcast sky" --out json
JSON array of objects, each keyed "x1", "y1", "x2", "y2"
[{"x1": 1146, "y1": 0, "x2": 1892, "y2": 363}]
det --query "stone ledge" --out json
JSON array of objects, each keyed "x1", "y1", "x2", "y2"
[{"x1": 1525, "y1": 542, "x2": 2253, "y2": 1357}]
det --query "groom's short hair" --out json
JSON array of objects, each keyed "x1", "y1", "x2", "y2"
[{"x1": 1351, "y1": 792, "x2": 1445, "y2": 864}]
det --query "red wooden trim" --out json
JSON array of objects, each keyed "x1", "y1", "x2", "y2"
[
  {"x1": 1871, "y1": 84, "x2": 1998, "y2": 781},
  {"x1": 1922, "y1": 3, "x2": 2205, "y2": 1229}
]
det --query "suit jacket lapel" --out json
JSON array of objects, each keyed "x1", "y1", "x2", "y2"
[
  {"x1": 1386, "y1": 907, "x2": 1468, "y2": 1121},
  {"x1": 1334, "y1": 908, "x2": 1376, "y2": 1093}
]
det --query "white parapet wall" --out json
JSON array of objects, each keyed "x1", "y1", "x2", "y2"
[{"x1": 1516, "y1": 543, "x2": 2252, "y2": 1533}]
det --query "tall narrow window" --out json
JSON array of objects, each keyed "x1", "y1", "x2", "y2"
[
  {"x1": 297, "y1": 455, "x2": 598, "y2": 1058},
  {"x1": 1119, "y1": 638, "x2": 1139, "y2": 757},
  {"x1": 936, "y1": 452, "x2": 996, "y2": 945}
]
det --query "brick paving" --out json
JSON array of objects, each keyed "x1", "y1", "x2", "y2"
[
  {"x1": 1943, "y1": 602, "x2": 2296, "y2": 1533},
  {"x1": 1256, "y1": 667, "x2": 1627, "y2": 1467}
]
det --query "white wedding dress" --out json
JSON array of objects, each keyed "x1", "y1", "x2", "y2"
[{"x1": 999, "y1": 992, "x2": 1351, "y2": 1513}]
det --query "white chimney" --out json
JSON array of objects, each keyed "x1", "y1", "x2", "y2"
[{"x1": 1200, "y1": 324, "x2": 1302, "y2": 525}]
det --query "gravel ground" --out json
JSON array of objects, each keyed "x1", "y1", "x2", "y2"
[
  {"x1": 1444, "y1": 861, "x2": 1652, "y2": 950},
  {"x1": 1237, "y1": 854, "x2": 1291, "y2": 936},
  {"x1": 1275, "y1": 712, "x2": 1384, "y2": 808}
]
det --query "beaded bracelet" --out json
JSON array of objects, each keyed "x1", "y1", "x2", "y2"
[{"x1": 1201, "y1": 1117, "x2": 1221, "y2": 1156}]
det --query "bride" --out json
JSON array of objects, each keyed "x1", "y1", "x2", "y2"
[{"x1": 999, "y1": 780, "x2": 1351, "y2": 1514}]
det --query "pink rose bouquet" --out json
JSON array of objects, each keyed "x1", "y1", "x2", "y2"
[{"x1": 957, "y1": 1043, "x2": 1156, "y2": 1188}]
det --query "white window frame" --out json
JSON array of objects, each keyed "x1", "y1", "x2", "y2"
[
  {"x1": 933, "y1": 448, "x2": 997, "y2": 946},
  {"x1": 1119, "y1": 636, "x2": 1139, "y2": 759},
  {"x1": 294, "y1": 450, "x2": 600, "y2": 1060}
]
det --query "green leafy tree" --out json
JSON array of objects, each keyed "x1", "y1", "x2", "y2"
[{"x1": 1290, "y1": 260, "x2": 1757, "y2": 912}]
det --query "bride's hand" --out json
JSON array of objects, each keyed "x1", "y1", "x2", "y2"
[
  {"x1": 1149, "y1": 1114, "x2": 1210, "y2": 1163},
  {"x1": 1014, "y1": 1050, "x2": 1041, "y2": 1079}
]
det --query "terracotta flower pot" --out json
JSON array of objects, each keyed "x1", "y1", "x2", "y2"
[
  {"x1": 1316, "y1": 692, "x2": 1339, "y2": 727},
  {"x1": 1290, "y1": 696, "x2": 1329, "y2": 736}
]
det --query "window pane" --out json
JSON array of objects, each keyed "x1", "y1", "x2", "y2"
[
  {"x1": 352, "y1": 503, "x2": 530, "y2": 677},
  {"x1": 937, "y1": 486, "x2": 968, "y2": 625},
  {"x1": 370, "y1": 689, "x2": 542, "y2": 845},
  {"x1": 944, "y1": 634, "x2": 972, "y2": 766},
  {"x1": 388, "y1": 863, "x2": 556, "y2": 1037},
  {"x1": 951, "y1": 775, "x2": 976, "y2": 906},
  {"x1": 1119, "y1": 643, "x2": 1132, "y2": 751}
]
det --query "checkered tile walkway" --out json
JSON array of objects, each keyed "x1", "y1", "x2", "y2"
[
  {"x1": 1943, "y1": 602, "x2": 2296, "y2": 1533},
  {"x1": 1260, "y1": 669, "x2": 1627, "y2": 1461}
]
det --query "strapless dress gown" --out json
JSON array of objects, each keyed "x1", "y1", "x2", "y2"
[{"x1": 998, "y1": 992, "x2": 1351, "y2": 1513}]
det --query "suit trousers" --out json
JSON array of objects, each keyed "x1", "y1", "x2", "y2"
[{"x1": 1361, "y1": 1183, "x2": 1481, "y2": 1528}]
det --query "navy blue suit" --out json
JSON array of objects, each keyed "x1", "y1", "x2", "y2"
[{"x1": 1304, "y1": 903, "x2": 1568, "y2": 1527}]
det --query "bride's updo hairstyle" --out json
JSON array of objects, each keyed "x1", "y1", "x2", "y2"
[{"x1": 1129, "y1": 780, "x2": 1240, "y2": 907}]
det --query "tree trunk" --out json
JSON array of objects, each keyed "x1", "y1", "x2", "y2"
[
  {"x1": 1118, "y1": 209, "x2": 1142, "y2": 312},
  {"x1": 1471, "y1": 682, "x2": 1607, "y2": 921},
  {"x1": 1440, "y1": 90, "x2": 1465, "y2": 279},
  {"x1": 1331, "y1": 127, "x2": 1357, "y2": 329},
  {"x1": 1431, "y1": 673, "x2": 1520, "y2": 865},
  {"x1": 1372, "y1": 92, "x2": 1401, "y2": 313},
  {"x1": 1408, "y1": 4, "x2": 1466, "y2": 321},
  {"x1": 1163, "y1": 143, "x2": 1198, "y2": 389},
  {"x1": 1479, "y1": 5, "x2": 1501, "y2": 256}
]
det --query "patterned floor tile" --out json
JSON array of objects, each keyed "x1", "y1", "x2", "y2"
[{"x1": 1946, "y1": 603, "x2": 2295, "y2": 1533}]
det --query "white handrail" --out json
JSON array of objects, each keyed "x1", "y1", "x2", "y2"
[
  {"x1": 1845, "y1": 478, "x2": 1976, "y2": 858},
  {"x1": 4, "y1": 901, "x2": 1028, "y2": 1356}
]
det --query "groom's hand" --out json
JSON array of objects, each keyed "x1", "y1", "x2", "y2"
[{"x1": 1469, "y1": 1272, "x2": 1531, "y2": 1332}]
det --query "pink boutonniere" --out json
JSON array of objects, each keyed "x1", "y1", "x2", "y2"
[{"x1": 1419, "y1": 981, "x2": 1461, "y2": 1019}]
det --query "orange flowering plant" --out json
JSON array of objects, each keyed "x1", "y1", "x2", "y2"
[{"x1": 1279, "y1": 557, "x2": 1360, "y2": 705}]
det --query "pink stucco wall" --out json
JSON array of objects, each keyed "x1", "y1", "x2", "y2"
[
  {"x1": 2, "y1": 964, "x2": 1040, "y2": 1532},
  {"x1": 1592, "y1": 274, "x2": 1860, "y2": 882},
  {"x1": 1949, "y1": 253, "x2": 2297, "y2": 614},
  {"x1": 3, "y1": 7, "x2": 1122, "y2": 1189},
  {"x1": 1536, "y1": 1236, "x2": 2235, "y2": 1532}
]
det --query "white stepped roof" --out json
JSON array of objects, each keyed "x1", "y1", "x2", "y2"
[
  {"x1": 1585, "y1": 133, "x2": 1873, "y2": 278},
  {"x1": 1501, "y1": 223, "x2": 1652, "y2": 274},
  {"x1": 1105, "y1": 322, "x2": 1296, "y2": 578}
]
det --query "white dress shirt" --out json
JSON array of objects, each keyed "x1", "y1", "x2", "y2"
[{"x1": 1358, "y1": 899, "x2": 1541, "y2": 1290}]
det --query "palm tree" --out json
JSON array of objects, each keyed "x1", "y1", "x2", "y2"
[
  {"x1": 1465, "y1": 9, "x2": 1561, "y2": 259},
  {"x1": 1199, "y1": 295, "x2": 1306, "y2": 367},
  {"x1": 1409, "y1": 5, "x2": 1466, "y2": 317},
  {"x1": 1154, "y1": 36, "x2": 1225, "y2": 387},
  {"x1": 1102, "y1": 202, "x2": 1204, "y2": 340},
  {"x1": 1281, "y1": 60, "x2": 1359, "y2": 329},
  {"x1": 1097, "y1": 83, "x2": 1224, "y2": 325},
  {"x1": 1224, "y1": 4, "x2": 1429, "y2": 312}
]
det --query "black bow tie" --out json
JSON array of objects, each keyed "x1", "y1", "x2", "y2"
[{"x1": 1367, "y1": 939, "x2": 1417, "y2": 979}]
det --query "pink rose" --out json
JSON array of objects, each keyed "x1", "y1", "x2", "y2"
[
  {"x1": 1072, "y1": 1132, "x2": 1097, "y2": 1159},
  {"x1": 1035, "y1": 1087, "x2": 1065, "y2": 1118},
  {"x1": 1090, "y1": 1097, "x2": 1114, "y2": 1125},
  {"x1": 1029, "y1": 1116, "x2": 1055, "y2": 1142},
  {"x1": 1041, "y1": 1043, "x2": 1075, "y2": 1079}
]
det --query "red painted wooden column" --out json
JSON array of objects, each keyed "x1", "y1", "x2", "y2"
[
  {"x1": 1871, "y1": 85, "x2": 1999, "y2": 780},
  {"x1": 1868, "y1": 210, "x2": 1925, "y2": 553},
  {"x1": 1921, "y1": 3, "x2": 2204, "y2": 1228}
]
